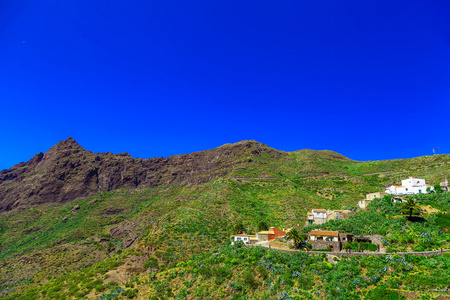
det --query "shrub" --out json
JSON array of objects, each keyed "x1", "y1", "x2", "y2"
[
  {"x1": 365, "y1": 285, "x2": 406, "y2": 300},
  {"x1": 121, "y1": 288, "x2": 138, "y2": 299},
  {"x1": 143, "y1": 256, "x2": 158, "y2": 269},
  {"x1": 242, "y1": 269, "x2": 258, "y2": 289},
  {"x1": 257, "y1": 265, "x2": 269, "y2": 280}
]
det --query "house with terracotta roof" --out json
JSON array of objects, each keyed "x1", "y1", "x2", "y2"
[{"x1": 308, "y1": 230, "x2": 341, "y2": 251}]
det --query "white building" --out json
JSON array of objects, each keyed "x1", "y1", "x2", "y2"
[
  {"x1": 385, "y1": 177, "x2": 433, "y2": 195},
  {"x1": 231, "y1": 234, "x2": 257, "y2": 245},
  {"x1": 306, "y1": 209, "x2": 328, "y2": 226}
]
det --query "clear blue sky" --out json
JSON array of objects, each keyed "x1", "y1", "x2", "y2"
[{"x1": 1, "y1": 0, "x2": 450, "y2": 170}]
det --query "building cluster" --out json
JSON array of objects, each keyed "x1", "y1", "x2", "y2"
[
  {"x1": 231, "y1": 176, "x2": 446, "y2": 252},
  {"x1": 359, "y1": 177, "x2": 446, "y2": 208},
  {"x1": 231, "y1": 227, "x2": 286, "y2": 245}
]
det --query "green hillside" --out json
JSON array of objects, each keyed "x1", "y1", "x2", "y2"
[{"x1": 1, "y1": 144, "x2": 450, "y2": 299}]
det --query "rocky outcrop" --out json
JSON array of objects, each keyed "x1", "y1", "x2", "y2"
[{"x1": 0, "y1": 138, "x2": 286, "y2": 212}]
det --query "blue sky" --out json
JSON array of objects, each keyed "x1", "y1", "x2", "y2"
[{"x1": 1, "y1": 0, "x2": 450, "y2": 170}]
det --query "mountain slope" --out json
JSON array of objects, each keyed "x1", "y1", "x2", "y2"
[
  {"x1": 0, "y1": 138, "x2": 288, "y2": 211},
  {"x1": 1, "y1": 139, "x2": 450, "y2": 299}
]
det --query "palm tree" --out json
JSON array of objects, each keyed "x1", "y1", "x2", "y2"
[
  {"x1": 285, "y1": 228, "x2": 306, "y2": 249},
  {"x1": 402, "y1": 198, "x2": 419, "y2": 219}
]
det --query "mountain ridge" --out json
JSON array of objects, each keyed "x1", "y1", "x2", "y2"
[
  {"x1": 0, "y1": 138, "x2": 290, "y2": 211},
  {"x1": 1, "y1": 137, "x2": 448, "y2": 213}
]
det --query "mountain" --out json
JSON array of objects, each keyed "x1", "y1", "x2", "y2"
[
  {"x1": 0, "y1": 139, "x2": 449, "y2": 299},
  {"x1": 0, "y1": 138, "x2": 288, "y2": 211}
]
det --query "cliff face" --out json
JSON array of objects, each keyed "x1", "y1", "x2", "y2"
[{"x1": 0, "y1": 138, "x2": 285, "y2": 211}]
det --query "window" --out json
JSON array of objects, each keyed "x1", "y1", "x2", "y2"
[
  {"x1": 406, "y1": 188, "x2": 408, "y2": 191},
  {"x1": 236, "y1": 237, "x2": 241, "y2": 240}
]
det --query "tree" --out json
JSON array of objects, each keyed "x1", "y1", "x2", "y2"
[
  {"x1": 285, "y1": 228, "x2": 306, "y2": 249},
  {"x1": 402, "y1": 198, "x2": 419, "y2": 219},
  {"x1": 343, "y1": 243, "x2": 353, "y2": 253},
  {"x1": 434, "y1": 184, "x2": 443, "y2": 194}
]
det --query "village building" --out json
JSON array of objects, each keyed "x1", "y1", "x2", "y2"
[
  {"x1": 440, "y1": 178, "x2": 448, "y2": 192},
  {"x1": 308, "y1": 230, "x2": 341, "y2": 252},
  {"x1": 341, "y1": 234, "x2": 353, "y2": 244},
  {"x1": 256, "y1": 227, "x2": 286, "y2": 242},
  {"x1": 385, "y1": 177, "x2": 433, "y2": 195},
  {"x1": 306, "y1": 209, "x2": 354, "y2": 225},
  {"x1": 232, "y1": 227, "x2": 286, "y2": 245},
  {"x1": 366, "y1": 192, "x2": 387, "y2": 200},
  {"x1": 305, "y1": 209, "x2": 327, "y2": 225},
  {"x1": 326, "y1": 209, "x2": 354, "y2": 221},
  {"x1": 358, "y1": 192, "x2": 387, "y2": 209},
  {"x1": 231, "y1": 234, "x2": 257, "y2": 245}
]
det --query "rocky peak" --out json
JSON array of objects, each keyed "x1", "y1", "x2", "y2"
[
  {"x1": 0, "y1": 139, "x2": 285, "y2": 212},
  {"x1": 49, "y1": 137, "x2": 84, "y2": 152},
  {"x1": 37, "y1": 138, "x2": 85, "y2": 165}
]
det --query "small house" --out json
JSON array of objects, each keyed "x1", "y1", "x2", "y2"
[
  {"x1": 358, "y1": 192, "x2": 386, "y2": 209},
  {"x1": 257, "y1": 227, "x2": 286, "y2": 242},
  {"x1": 440, "y1": 178, "x2": 448, "y2": 192},
  {"x1": 308, "y1": 230, "x2": 341, "y2": 251},
  {"x1": 366, "y1": 192, "x2": 386, "y2": 200},
  {"x1": 231, "y1": 234, "x2": 257, "y2": 245},
  {"x1": 327, "y1": 209, "x2": 354, "y2": 221},
  {"x1": 305, "y1": 209, "x2": 327, "y2": 225}
]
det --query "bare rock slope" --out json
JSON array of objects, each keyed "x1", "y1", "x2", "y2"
[{"x1": 0, "y1": 138, "x2": 286, "y2": 211}]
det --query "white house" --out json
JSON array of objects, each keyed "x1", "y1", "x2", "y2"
[
  {"x1": 385, "y1": 177, "x2": 433, "y2": 195},
  {"x1": 306, "y1": 209, "x2": 326, "y2": 226},
  {"x1": 231, "y1": 234, "x2": 257, "y2": 245}
]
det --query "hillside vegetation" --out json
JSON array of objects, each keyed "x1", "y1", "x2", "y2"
[{"x1": 0, "y1": 139, "x2": 449, "y2": 299}]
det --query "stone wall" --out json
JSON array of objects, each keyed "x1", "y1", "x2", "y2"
[
  {"x1": 247, "y1": 244, "x2": 450, "y2": 257},
  {"x1": 310, "y1": 240, "x2": 341, "y2": 252},
  {"x1": 257, "y1": 233, "x2": 269, "y2": 242}
]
